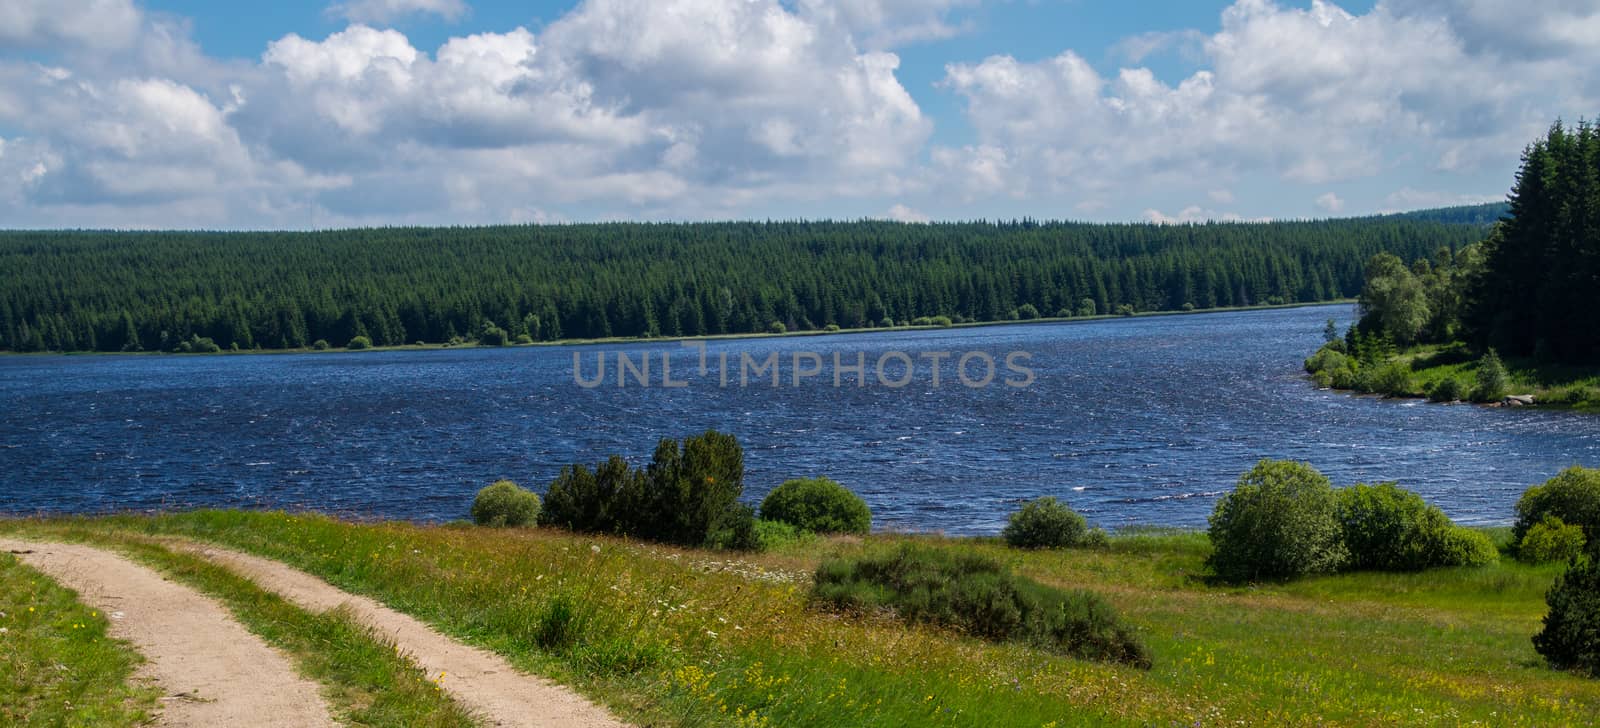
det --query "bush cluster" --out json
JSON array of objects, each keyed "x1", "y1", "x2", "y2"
[
  {"x1": 1533, "y1": 554, "x2": 1600, "y2": 677},
  {"x1": 471, "y1": 479, "x2": 541, "y2": 527},
  {"x1": 1208, "y1": 461, "x2": 1496, "y2": 583},
  {"x1": 1207, "y1": 460, "x2": 1349, "y2": 582},
  {"x1": 539, "y1": 430, "x2": 751, "y2": 549},
  {"x1": 1514, "y1": 466, "x2": 1600, "y2": 546},
  {"x1": 1002, "y1": 497, "x2": 1104, "y2": 549},
  {"x1": 1520, "y1": 516, "x2": 1588, "y2": 564},
  {"x1": 1335, "y1": 482, "x2": 1496, "y2": 571},
  {"x1": 759, "y1": 477, "x2": 871, "y2": 535},
  {"x1": 1427, "y1": 377, "x2": 1466, "y2": 402},
  {"x1": 812, "y1": 544, "x2": 1150, "y2": 669},
  {"x1": 347, "y1": 335, "x2": 373, "y2": 350},
  {"x1": 1471, "y1": 349, "x2": 1511, "y2": 403}
]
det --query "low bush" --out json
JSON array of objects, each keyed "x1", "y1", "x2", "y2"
[
  {"x1": 347, "y1": 335, "x2": 373, "y2": 350},
  {"x1": 1520, "y1": 516, "x2": 1589, "y2": 564},
  {"x1": 540, "y1": 430, "x2": 750, "y2": 549},
  {"x1": 471, "y1": 479, "x2": 541, "y2": 527},
  {"x1": 706, "y1": 504, "x2": 760, "y2": 552},
  {"x1": 173, "y1": 334, "x2": 221, "y2": 353},
  {"x1": 1002, "y1": 497, "x2": 1090, "y2": 549},
  {"x1": 751, "y1": 519, "x2": 815, "y2": 551},
  {"x1": 1514, "y1": 466, "x2": 1600, "y2": 544},
  {"x1": 1532, "y1": 555, "x2": 1600, "y2": 677},
  {"x1": 1544, "y1": 386, "x2": 1598, "y2": 407},
  {"x1": 759, "y1": 477, "x2": 871, "y2": 535},
  {"x1": 767, "y1": 321, "x2": 786, "y2": 334},
  {"x1": 1207, "y1": 460, "x2": 1348, "y2": 583},
  {"x1": 311, "y1": 339, "x2": 330, "y2": 350},
  {"x1": 1471, "y1": 349, "x2": 1510, "y2": 403},
  {"x1": 1335, "y1": 482, "x2": 1497, "y2": 571},
  {"x1": 1359, "y1": 361, "x2": 1415, "y2": 397},
  {"x1": 812, "y1": 544, "x2": 1150, "y2": 668},
  {"x1": 478, "y1": 324, "x2": 509, "y2": 346},
  {"x1": 1428, "y1": 377, "x2": 1466, "y2": 402}
]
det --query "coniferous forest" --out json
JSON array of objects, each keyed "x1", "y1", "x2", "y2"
[{"x1": 0, "y1": 214, "x2": 1495, "y2": 352}]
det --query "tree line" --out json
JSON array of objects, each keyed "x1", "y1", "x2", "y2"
[
  {"x1": 0, "y1": 216, "x2": 1491, "y2": 352},
  {"x1": 1355, "y1": 121, "x2": 1599, "y2": 363}
]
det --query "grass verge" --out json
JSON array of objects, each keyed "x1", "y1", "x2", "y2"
[
  {"x1": 1, "y1": 525, "x2": 476, "y2": 728},
  {"x1": 0, "y1": 552, "x2": 158, "y2": 726},
  {"x1": 5, "y1": 511, "x2": 1599, "y2": 726}
]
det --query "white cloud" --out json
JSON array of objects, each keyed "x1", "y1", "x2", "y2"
[
  {"x1": 883, "y1": 203, "x2": 929, "y2": 222},
  {"x1": 798, "y1": 0, "x2": 978, "y2": 48},
  {"x1": 1144, "y1": 206, "x2": 1261, "y2": 225},
  {"x1": 936, "y1": 0, "x2": 1594, "y2": 208},
  {"x1": 1315, "y1": 192, "x2": 1345, "y2": 213},
  {"x1": 0, "y1": 0, "x2": 143, "y2": 50},
  {"x1": 327, "y1": 0, "x2": 468, "y2": 25}
]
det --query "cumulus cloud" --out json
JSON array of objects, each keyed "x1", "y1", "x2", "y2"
[
  {"x1": 0, "y1": 0, "x2": 1595, "y2": 227},
  {"x1": 0, "y1": 0, "x2": 144, "y2": 50},
  {"x1": 0, "y1": 0, "x2": 932, "y2": 226},
  {"x1": 883, "y1": 203, "x2": 930, "y2": 222},
  {"x1": 936, "y1": 0, "x2": 1595, "y2": 211},
  {"x1": 1316, "y1": 192, "x2": 1345, "y2": 213},
  {"x1": 327, "y1": 0, "x2": 468, "y2": 25}
]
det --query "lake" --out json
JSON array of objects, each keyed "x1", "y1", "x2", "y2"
[{"x1": 3, "y1": 304, "x2": 1597, "y2": 534}]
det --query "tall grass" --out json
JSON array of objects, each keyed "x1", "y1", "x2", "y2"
[{"x1": 5, "y1": 512, "x2": 1598, "y2": 726}]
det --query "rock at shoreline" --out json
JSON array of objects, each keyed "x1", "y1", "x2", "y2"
[{"x1": 1504, "y1": 394, "x2": 1536, "y2": 406}]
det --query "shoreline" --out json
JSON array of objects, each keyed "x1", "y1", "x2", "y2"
[{"x1": 6, "y1": 299, "x2": 1354, "y2": 358}]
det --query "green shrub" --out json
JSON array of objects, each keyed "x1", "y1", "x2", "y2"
[
  {"x1": 1532, "y1": 555, "x2": 1600, "y2": 677},
  {"x1": 759, "y1": 477, "x2": 871, "y2": 535},
  {"x1": 878, "y1": 317, "x2": 895, "y2": 328},
  {"x1": 812, "y1": 544, "x2": 1150, "y2": 668},
  {"x1": 471, "y1": 479, "x2": 541, "y2": 527},
  {"x1": 1471, "y1": 349, "x2": 1510, "y2": 402},
  {"x1": 1359, "y1": 361, "x2": 1414, "y2": 397},
  {"x1": 347, "y1": 335, "x2": 373, "y2": 350},
  {"x1": 930, "y1": 315, "x2": 954, "y2": 327},
  {"x1": 706, "y1": 503, "x2": 760, "y2": 551},
  {"x1": 514, "y1": 333, "x2": 534, "y2": 345},
  {"x1": 1514, "y1": 466, "x2": 1600, "y2": 544},
  {"x1": 1428, "y1": 377, "x2": 1466, "y2": 402},
  {"x1": 1016, "y1": 304, "x2": 1041, "y2": 320},
  {"x1": 1002, "y1": 497, "x2": 1090, "y2": 549},
  {"x1": 1207, "y1": 460, "x2": 1348, "y2": 582},
  {"x1": 540, "y1": 431, "x2": 749, "y2": 549},
  {"x1": 767, "y1": 321, "x2": 787, "y2": 334},
  {"x1": 823, "y1": 323, "x2": 841, "y2": 332},
  {"x1": 311, "y1": 339, "x2": 330, "y2": 350},
  {"x1": 1335, "y1": 482, "x2": 1496, "y2": 571},
  {"x1": 1521, "y1": 516, "x2": 1589, "y2": 564},
  {"x1": 173, "y1": 334, "x2": 221, "y2": 353},
  {"x1": 752, "y1": 519, "x2": 815, "y2": 552},
  {"x1": 1303, "y1": 345, "x2": 1350, "y2": 375},
  {"x1": 478, "y1": 324, "x2": 509, "y2": 346}
]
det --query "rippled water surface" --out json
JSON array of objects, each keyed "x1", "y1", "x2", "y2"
[{"x1": 4, "y1": 304, "x2": 1598, "y2": 534}]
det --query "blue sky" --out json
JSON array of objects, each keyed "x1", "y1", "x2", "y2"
[{"x1": 0, "y1": 0, "x2": 1592, "y2": 228}]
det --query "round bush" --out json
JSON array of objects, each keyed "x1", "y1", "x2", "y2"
[
  {"x1": 347, "y1": 335, "x2": 373, "y2": 350},
  {"x1": 1207, "y1": 460, "x2": 1348, "y2": 583},
  {"x1": 1521, "y1": 516, "x2": 1589, "y2": 564},
  {"x1": 1514, "y1": 466, "x2": 1600, "y2": 544},
  {"x1": 1532, "y1": 555, "x2": 1600, "y2": 677},
  {"x1": 1002, "y1": 497, "x2": 1089, "y2": 549},
  {"x1": 1428, "y1": 377, "x2": 1466, "y2": 403},
  {"x1": 759, "y1": 477, "x2": 871, "y2": 535},
  {"x1": 311, "y1": 339, "x2": 330, "y2": 350},
  {"x1": 1336, "y1": 482, "x2": 1496, "y2": 571},
  {"x1": 471, "y1": 479, "x2": 541, "y2": 527}
]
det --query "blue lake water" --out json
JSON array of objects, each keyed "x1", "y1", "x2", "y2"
[{"x1": 3, "y1": 304, "x2": 1598, "y2": 534}]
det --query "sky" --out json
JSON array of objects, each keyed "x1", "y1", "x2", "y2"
[{"x1": 0, "y1": 0, "x2": 1596, "y2": 229}]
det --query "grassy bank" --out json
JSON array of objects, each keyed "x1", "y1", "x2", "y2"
[
  {"x1": 0, "y1": 552, "x2": 158, "y2": 725},
  {"x1": 1308, "y1": 341, "x2": 1600, "y2": 412},
  {"x1": 3, "y1": 511, "x2": 1595, "y2": 726}
]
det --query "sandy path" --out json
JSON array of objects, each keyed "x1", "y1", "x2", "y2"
[
  {"x1": 172, "y1": 541, "x2": 628, "y2": 728},
  {"x1": 0, "y1": 539, "x2": 336, "y2": 728}
]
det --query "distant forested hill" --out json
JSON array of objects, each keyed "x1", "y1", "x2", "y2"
[
  {"x1": 0, "y1": 216, "x2": 1491, "y2": 352},
  {"x1": 1379, "y1": 202, "x2": 1509, "y2": 227}
]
